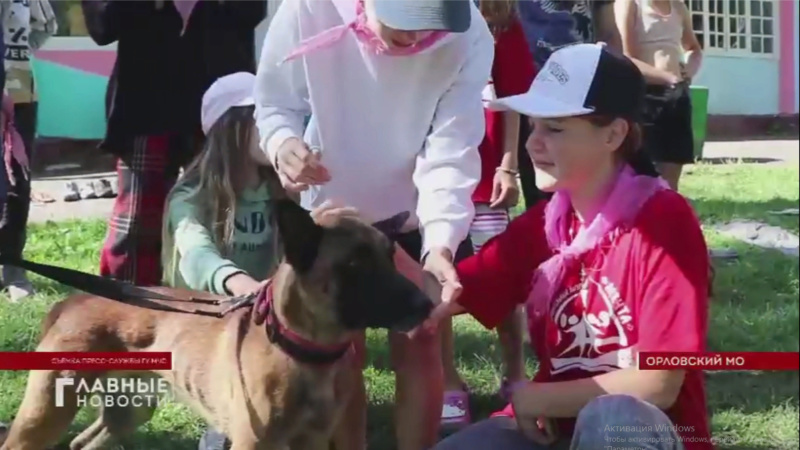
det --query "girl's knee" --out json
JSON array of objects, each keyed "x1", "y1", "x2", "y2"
[
  {"x1": 432, "y1": 417, "x2": 528, "y2": 450},
  {"x1": 574, "y1": 395, "x2": 676, "y2": 447}
]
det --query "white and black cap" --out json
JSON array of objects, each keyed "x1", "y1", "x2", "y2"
[{"x1": 488, "y1": 43, "x2": 645, "y2": 120}]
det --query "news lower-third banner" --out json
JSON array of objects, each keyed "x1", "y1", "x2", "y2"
[
  {"x1": 639, "y1": 352, "x2": 799, "y2": 371},
  {"x1": 0, "y1": 352, "x2": 173, "y2": 370}
]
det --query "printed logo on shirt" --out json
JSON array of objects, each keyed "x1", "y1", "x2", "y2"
[
  {"x1": 4, "y1": 0, "x2": 32, "y2": 63},
  {"x1": 548, "y1": 273, "x2": 636, "y2": 375},
  {"x1": 234, "y1": 212, "x2": 267, "y2": 235}
]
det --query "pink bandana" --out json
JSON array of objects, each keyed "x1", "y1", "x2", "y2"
[
  {"x1": 527, "y1": 165, "x2": 669, "y2": 317},
  {"x1": 282, "y1": 0, "x2": 448, "y2": 63},
  {"x1": 174, "y1": 0, "x2": 199, "y2": 34},
  {"x1": 2, "y1": 95, "x2": 29, "y2": 187}
]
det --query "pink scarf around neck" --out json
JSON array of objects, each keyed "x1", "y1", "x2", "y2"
[
  {"x1": 2, "y1": 95, "x2": 28, "y2": 187},
  {"x1": 527, "y1": 165, "x2": 669, "y2": 317},
  {"x1": 282, "y1": 0, "x2": 447, "y2": 63},
  {"x1": 174, "y1": 0, "x2": 199, "y2": 34}
]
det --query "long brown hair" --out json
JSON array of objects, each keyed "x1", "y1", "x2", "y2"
[
  {"x1": 581, "y1": 113, "x2": 716, "y2": 298},
  {"x1": 163, "y1": 105, "x2": 281, "y2": 256},
  {"x1": 478, "y1": 0, "x2": 518, "y2": 36}
]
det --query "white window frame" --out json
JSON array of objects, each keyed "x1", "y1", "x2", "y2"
[{"x1": 684, "y1": 0, "x2": 779, "y2": 59}]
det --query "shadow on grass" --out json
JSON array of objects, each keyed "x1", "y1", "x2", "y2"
[
  {"x1": 689, "y1": 198, "x2": 800, "y2": 234},
  {"x1": 700, "y1": 157, "x2": 785, "y2": 165},
  {"x1": 49, "y1": 428, "x2": 200, "y2": 450}
]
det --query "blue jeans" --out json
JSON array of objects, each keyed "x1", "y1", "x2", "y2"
[
  {"x1": 198, "y1": 428, "x2": 229, "y2": 450},
  {"x1": 433, "y1": 395, "x2": 684, "y2": 450}
]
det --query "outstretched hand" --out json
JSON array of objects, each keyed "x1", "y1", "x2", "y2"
[
  {"x1": 406, "y1": 249, "x2": 466, "y2": 337},
  {"x1": 309, "y1": 199, "x2": 360, "y2": 227}
]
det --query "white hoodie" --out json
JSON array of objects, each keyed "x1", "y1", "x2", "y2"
[{"x1": 254, "y1": 0, "x2": 494, "y2": 258}]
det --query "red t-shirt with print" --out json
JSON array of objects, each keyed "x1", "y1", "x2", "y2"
[
  {"x1": 456, "y1": 189, "x2": 713, "y2": 449},
  {"x1": 473, "y1": 18, "x2": 537, "y2": 203}
]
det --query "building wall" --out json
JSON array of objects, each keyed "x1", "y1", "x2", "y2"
[
  {"x1": 693, "y1": 56, "x2": 780, "y2": 115},
  {"x1": 32, "y1": 40, "x2": 115, "y2": 140},
  {"x1": 30, "y1": 0, "x2": 271, "y2": 140},
  {"x1": 795, "y1": 0, "x2": 799, "y2": 113},
  {"x1": 778, "y1": 0, "x2": 797, "y2": 114}
]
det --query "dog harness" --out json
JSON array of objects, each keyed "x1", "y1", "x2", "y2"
[{"x1": 255, "y1": 281, "x2": 354, "y2": 366}]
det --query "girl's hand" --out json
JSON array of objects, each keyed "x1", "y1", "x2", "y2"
[
  {"x1": 515, "y1": 416, "x2": 559, "y2": 446},
  {"x1": 490, "y1": 169, "x2": 520, "y2": 209},
  {"x1": 225, "y1": 273, "x2": 263, "y2": 297},
  {"x1": 511, "y1": 384, "x2": 559, "y2": 445},
  {"x1": 310, "y1": 199, "x2": 360, "y2": 227},
  {"x1": 408, "y1": 249, "x2": 465, "y2": 337},
  {"x1": 275, "y1": 138, "x2": 331, "y2": 193}
]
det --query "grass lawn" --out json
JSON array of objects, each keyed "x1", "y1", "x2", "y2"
[{"x1": 1, "y1": 162, "x2": 799, "y2": 449}]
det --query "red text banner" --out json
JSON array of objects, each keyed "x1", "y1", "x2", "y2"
[
  {"x1": 639, "y1": 352, "x2": 799, "y2": 371},
  {"x1": 0, "y1": 352, "x2": 172, "y2": 371}
]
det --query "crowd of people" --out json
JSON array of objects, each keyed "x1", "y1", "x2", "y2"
[{"x1": 0, "y1": 0, "x2": 713, "y2": 449}]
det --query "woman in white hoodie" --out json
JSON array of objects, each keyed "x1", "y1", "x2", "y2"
[{"x1": 254, "y1": 0, "x2": 494, "y2": 448}]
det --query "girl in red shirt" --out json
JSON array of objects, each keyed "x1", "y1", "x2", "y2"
[
  {"x1": 440, "y1": 0, "x2": 538, "y2": 429},
  {"x1": 428, "y1": 43, "x2": 713, "y2": 449}
]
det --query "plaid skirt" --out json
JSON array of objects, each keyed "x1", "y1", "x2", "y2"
[{"x1": 99, "y1": 134, "x2": 198, "y2": 285}]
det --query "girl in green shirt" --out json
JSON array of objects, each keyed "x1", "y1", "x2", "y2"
[{"x1": 162, "y1": 72, "x2": 282, "y2": 298}]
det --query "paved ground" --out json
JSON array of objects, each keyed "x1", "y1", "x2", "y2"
[
  {"x1": 27, "y1": 139, "x2": 799, "y2": 224},
  {"x1": 712, "y1": 220, "x2": 800, "y2": 257},
  {"x1": 28, "y1": 171, "x2": 118, "y2": 224},
  {"x1": 700, "y1": 139, "x2": 798, "y2": 163}
]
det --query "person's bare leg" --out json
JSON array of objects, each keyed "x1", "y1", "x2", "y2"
[
  {"x1": 441, "y1": 317, "x2": 466, "y2": 391},
  {"x1": 332, "y1": 333, "x2": 367, "y2": 450},
  {"x1": 655, "y1": 162, "x2": 684, "y2": 191},
  {"x1": 496, "y1": 306, "x2": 527, "y2": 389},
  {"x1": 390, "y1": 329, "x2": 444, "y2": 450}
]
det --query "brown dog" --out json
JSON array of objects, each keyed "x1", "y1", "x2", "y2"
[{"x1": 0, "y1": 200, "x2": 434, "y2": 450}]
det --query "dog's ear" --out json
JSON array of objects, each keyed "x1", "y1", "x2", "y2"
[
  {"x1": 274, "y1": 199, "x2": 323, "y2": 273},
  {"x1": 372, "y1": 211, "x2": 410, "y2": 238}
]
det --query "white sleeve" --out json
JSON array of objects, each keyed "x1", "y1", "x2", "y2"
[
  {"x1": 253, "y1": 0, "x2": 312, "y2": 166},
  {"x1": 413, "y1": 23, "x2": 494, "y2": 259}
]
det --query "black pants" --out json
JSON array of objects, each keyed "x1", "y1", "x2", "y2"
[
  {"x1": 516, "y1": 119, "x2": 550, "y2": 210},
  {"x1": 0, "y1": 102, "x2": 37, "y2": 259}
]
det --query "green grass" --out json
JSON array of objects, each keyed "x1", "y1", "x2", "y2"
[{"x1": 2, "y1": 163, "x2": 799, "y2": 449}]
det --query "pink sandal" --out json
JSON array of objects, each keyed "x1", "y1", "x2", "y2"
[{"x1": 441, "y1": 385, "x2": 471, "y2": 428}]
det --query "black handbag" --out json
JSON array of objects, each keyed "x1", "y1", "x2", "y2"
[{"x1": 642, "y1": 81, "x2": 689, "y2": 125}]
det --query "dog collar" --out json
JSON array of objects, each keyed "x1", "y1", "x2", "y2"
[{"x1": 260, "y1": 281, "x2": 353, "y2": 366}]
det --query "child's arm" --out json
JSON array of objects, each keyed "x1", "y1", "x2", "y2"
[
  {"x1": 500, "y1": 112, "x2": 520, "y2": 172},
  {"x1": 253, "y1": 0, "x2": 311, "y2": 168},
  {"x1": 487, "y1": 19, "x2": 531, "y2": 208},
  {"x1": 165, "y1": 185, "x2": 260, "y2": 296},
  {"x1": 414, "y1": 26, "x2": 492, "y2": 260},
  {"x1": 592, "y1": 0, "x2": 624, "y2": 53},
  {"x1": 677, "y1": 1, "x2": 703, "y2": 79},
  {"x1": 28, "y1": 0, "x2": 58, "y2": 51}
]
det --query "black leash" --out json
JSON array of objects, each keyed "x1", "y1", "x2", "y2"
[{"x1": 0, "y1": 255, "x2": 256, "y2": 318}]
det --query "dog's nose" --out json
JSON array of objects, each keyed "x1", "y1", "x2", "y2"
[{"x1": 390, "y1": 290, "x2": 434, "y2": 333}]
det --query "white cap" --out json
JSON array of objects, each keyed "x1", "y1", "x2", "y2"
[
  {"x1": 488, "y1": 43, "x2": 645, "y2": 120},
  {"x1": 201, "y1": 72, "x2": 256, "y2": 135}
]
